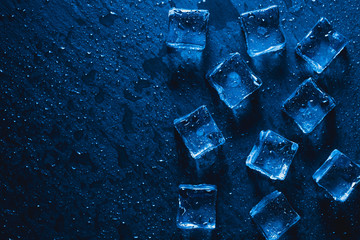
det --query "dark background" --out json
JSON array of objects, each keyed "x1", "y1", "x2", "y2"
[{"x1": 1, "y1": 0, "x2": 360, "y2": 239}]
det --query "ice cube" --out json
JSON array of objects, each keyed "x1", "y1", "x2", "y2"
[
  {"x1": 246, "y1": 130, "x2": 299, "y2": 180},
  {"x1": 313, "y1": 149, "x2": 360, "y2": 202},
  {"x1": 207, "y1": 53, "x2": 262, "y2": 109},
  {"x1": 167, "y1": 8, "x2": 210, "y2": 51},
  {"x1": 282, "y1": 78, "x2": 336, "y2": 134},
  {"x1": 177, "y1": 184, "x2": 217, "y2": 229},
  {"x1": 250, "y1": 191, "x2": 300, "y2": 240},
  {"x1": 284, "y1": 0, "x2": 305, "y2": 14},
  {"x1": 295, "y1": 17, "x2": 348, "y2": 74},
  {"x1": 174, "y1": 105, "x2": 225, "y2": 159},
  {"x1": 240, "y1": 5, "x2": 286, "y2": 57}
]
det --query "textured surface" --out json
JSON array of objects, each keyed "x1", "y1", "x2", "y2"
[{"x1": 1, "y1": 0, "x2": 360, "y2": 239}]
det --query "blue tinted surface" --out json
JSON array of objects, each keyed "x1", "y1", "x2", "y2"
[{"x1": 1, "y1": 0, "x2": 360, "y2": 239}]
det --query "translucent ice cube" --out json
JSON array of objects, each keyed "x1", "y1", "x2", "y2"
[
  {"x1": 246, "y1": 130, "x2": 299, "y2": 180},
  {"x1": 167, "y1": 8, "x2": 210, "y2": 50},
  {"x1": 313, "y1": 150, "x2": 360, "y2": 202},
  {"x1": 250, "y1": 191, "x2": 300, "y2": 240},
  {"x1": 174, "y1": 105, "x2": 225, "y2": 159},
  {"x1": 282, "y1": 78, "x2": 336, "y2": 134},
  {"x1": 295, "y1": 17, "x2": 349, "y2": 74},
  {"x1": 207, "y1": 53, "x2": 262, "y2": 109},
  {"x1": 177, "y1": 184, "x2": 217, "y2": 229},
  {"x1": 240, "y1": 5, "x2": 286, "y2": 57},
  {"x1": 284, "y1": 0, "x2": 305, "y2": 14}
]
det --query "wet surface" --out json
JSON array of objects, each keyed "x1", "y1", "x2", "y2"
[{"x1": 1, "y1": 0, "x2": 360, "y2": 239}]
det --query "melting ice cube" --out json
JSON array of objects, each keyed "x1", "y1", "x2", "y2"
[
  {"x1": 207, "y1": 53, "x2": 262, "y2": 109},
  {"x1": 174, "y1": 105, "x2": 225, "y2": 159},
  {"x1": 167, "y1": 8, "x2": 210, "y2": 51},
  {"x1": 250, "y1": 191, "x2": 300, "y2": 240},
  {"x1": 295, "y1": 17, "x2": 348, "y2": 73},
  {"x1": 246, "y1": 130, "x2": 299, "y2": 180},
  {"x1": 177, "y1": 184, "x2": 217, "y2": 229},
  {"x1": 313, "y1": 149, "x2": 360, "y2": 202},
  {"x1": 282, "y1": 78, "x2": 336, "y2": 134},
  {"x1": 240, "y1": 5, "x2": 286, "y2": 57}
]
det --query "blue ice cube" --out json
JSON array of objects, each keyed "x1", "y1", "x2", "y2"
[
  {"x1": 167, "y1": 8, "x2": 210, "y2": 50},
  {"x1": 250, "y1": 191, "x2": 300, "y2": 240},
  {"x1": 207, "y1": 53, "x2": 262, "y2": 109},
  {"x1": 282, "y1": 78, "x2": 336, "y2": 134},
  {"x1": 296, "y1": 17, "x2": 349, "y2": 74},
  {"x1": 285, "y1": 0, "x2": 305, "y2": 13},
  {"x1": 313, "y1": 150, "x2": 360, "y2": 202},
  {"x1": 240, "y1": 5, "x2": 286, "y2": 57},
  {"x1": 246, "y1": 130, "x2": 298, "y2": 180},
  {"x1": 177, "y1": 184, "x2": 217, "y2": 229},
  {"x1": 174, "y1": 106, "x2": 225, "y2": 159}
]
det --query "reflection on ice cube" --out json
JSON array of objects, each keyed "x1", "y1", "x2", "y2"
[
  {"x1": 313, "y1": 150, "x2": 360, "y2": 202},
  {"x1": 207, "y1": 53, "x2": 262, "y2": 109},
  {"x1": 282, "y1": 78, "x2": 335, "y2": 134},
  {"x1": 246, "y1": 130, "x2": 299, "y2": 180},
  {"x1": 174, "y1": 105, "x2": 225, "y2": 159},
  {"x1": 250, "y1": 191, "x2": 300, "y2": 240},
  {"x1": 177, "y1": 184, "x2": 217, "y2": 229},
  {"x1": 167, "y1": 8, "x2": 210, "y2": 51},
  {"x1": 241, "y1": 5, "x2": 286, "y2": 57},
  {"x1": 296, "y1": 17, "x2": 348, "y2": 73}
]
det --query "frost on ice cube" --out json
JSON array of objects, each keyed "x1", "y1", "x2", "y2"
[
  {"x1": 177, "y1": 184, "x2": 217, "y2": 229},
  {"x1": 313, "y1": 150, "x2": 360, "y2": 202},
  {"x1": 207, "y1": 52, "x2": 262, "y2": 109},
  {"x1": 282, "y1": 78, "x2": 335, "y2": 134},
  {"x1": 174, "y1": 105, "x2": 225, "y2": 159},
  {"x1": 167, "y1": 8, "x2": 210, "y2": 50},
  {"x1": 250, "y1": 191, "x2": 300, "y2": 240},
  {"x1": 246, "y1": 130, "x2": 298, "y2": 180},
  {"x1": 240, "y1": 5, "x2": 286, "y2": 57},
  {"x1": 295, "y1": 17, "x2": 349, "y2": 74}
]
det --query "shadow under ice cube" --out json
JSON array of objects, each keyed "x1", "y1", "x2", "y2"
[
  {"x1": 241, "y1": 5, "x2": 286, "y2": 57},
  {"x1": 313, "y1": 149, "x2": 360, "y2": 202},
  {"x1": 250, "y1": 191, "x2": 300, "y2": 240},
  {"x1": 207, "y1": 52, "x2": 262, "y2": 109},
  {"x1": 295, "y1": 17, "x2": 349, "y2": 74},
  {"x1": 167, "y1": 8, "x2": 209, "y2": 51},
  {"x1": 174, "y1": 105, "x2": 225, "y2": 159},
  {"x1": 177, "y1": 184, "x2": 217, "y2": 229},
  {"x1": 246, "y1": 130, "x2": 298, "y2": 180},
  {"x1": 282, "y1": 78, "x2": 336, "y2": 134}
]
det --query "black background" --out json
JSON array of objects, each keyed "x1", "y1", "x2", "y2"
[{"x1": 1, "y1": 0, "x2": 360, "y2": 239}]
